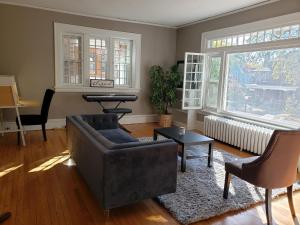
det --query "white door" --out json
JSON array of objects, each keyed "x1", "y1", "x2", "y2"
[{"x1": 182, "y1": 52, "x2": 206, "y2": 110}]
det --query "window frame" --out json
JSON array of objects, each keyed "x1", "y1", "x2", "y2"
[
  {"x1": 182, "y1": 52, "x2": 206, "y2": 110},
  {"x1": 202, "y1": 53, "x2": 224, "y2": 111},
  {"x1": 199, "y1": 12, "x2": 300, "y2": 129},
  {"x1": 54, "y1": 22, "x2": 141, "y2": 93}
]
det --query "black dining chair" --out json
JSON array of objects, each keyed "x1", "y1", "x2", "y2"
[{"x1": 17, "y1": 89, "x2": 55, "y2": 144}]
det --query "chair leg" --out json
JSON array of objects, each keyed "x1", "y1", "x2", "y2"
[
  {"x1": 42, "y1": 124, "x2": 47, "y2": 141},
  {"x1": 287, "y1": 185, "x2": 296, "y2": 217},
  {"x1": 223, "y1": 171, "x2": 231, "y2": 199},
  {"x1": 265, "y1": 188, "x2": 273, "y2": 225}
]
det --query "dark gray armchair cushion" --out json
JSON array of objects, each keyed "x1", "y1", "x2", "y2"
[{"x1": 99, "y1": 128, "x2": 138, "y2": 144}]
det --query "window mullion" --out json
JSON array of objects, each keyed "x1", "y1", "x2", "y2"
[
  {"x1": 83, "y1": 34, "x2": 90, "y2": 87},
  {"x1": 202, "y1": 54, "x2": 210, "y2": 109},
  {"x1": 108, "y1": 37, "x2": 114, "y2": 82},
  {"x1": 217, "y1": 51, "x2": 227, "y2": 113}
]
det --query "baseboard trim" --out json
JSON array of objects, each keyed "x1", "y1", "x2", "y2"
[
  {"x1": 172, "y1": 120, "x2": 186, "y2": 127},
  {"x1": 3, "y1": 119, "x2": 66, "y2": 131},
  {"x1": 119, "y1": 114, "x2": 158, "y2": 125},
  {"x1": 2, "y1": 114, "x2": 159, "y2": 131},
  {"x1": 173, "y1": 120, "x2": 204, "y2": 132}
]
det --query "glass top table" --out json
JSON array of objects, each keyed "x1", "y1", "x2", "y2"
[{"x1": 153, "y1": 127, "x2": 214, "y2": 172}]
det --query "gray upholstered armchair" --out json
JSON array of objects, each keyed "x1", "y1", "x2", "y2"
[{"x1": 223, "y1": 130, "x2": 300, "y2": 225}]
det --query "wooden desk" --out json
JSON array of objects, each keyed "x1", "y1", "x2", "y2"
[
  {"x1": 0, "y1": 100, "x2": 40, "y2": 141},
  {"x1": 18, "y1": 100, "x2": 40, "y2": 108}
]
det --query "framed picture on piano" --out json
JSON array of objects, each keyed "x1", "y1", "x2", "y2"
[{"x1": 90, "y1": 79, "x2": 114, "y2": 88}]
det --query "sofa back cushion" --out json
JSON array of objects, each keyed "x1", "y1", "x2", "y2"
[
  {"x1": 81, "y1": 114, "x2": 118, "y2": 130},
  {"x1": 72, "y1": 115, "x2": 115, "y2": 149},
  {"x1": 99, "y1": 128, "x2": 138, "y2": 144},
  {"x1": 109, "y1": 139, "x2": 174, "y2": 150}
]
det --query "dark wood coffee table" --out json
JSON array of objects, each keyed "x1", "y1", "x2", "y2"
[{"x1": 153, "y1": 127, "x2": 214, "y2": 172}]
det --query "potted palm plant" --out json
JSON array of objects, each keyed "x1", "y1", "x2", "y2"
[{"x1": 149, "y1": 65, "x2": 181, "y2": 127}]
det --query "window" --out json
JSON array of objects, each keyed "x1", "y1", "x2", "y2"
[
  {"x1": 63, "y1": 35, "x2": 82, "y2": 84},
  {"x1": 54, "y1": 23, "x2": 141, "y2": 92},
  {"x1": 225, "y1": 48, "x2": 300, "y2": 125},
  {"x1": 182, "y1": 12, "x2": 300, "y2": 128},
  {"x1": 206, "y1": 56, "x2": 222, "y2": 108},
  {"x1": 182, "y1": 53, "x2": 205, "y2": 109},
  {"x1": 208, "y1": 24, "x2": 300, "y2": 49},
  {"x1": 113, "y1": 39, "x2": 132, "y2": 86},
  {"x1": 89, "y1": 38, "x2": 108, "y2": 80}
]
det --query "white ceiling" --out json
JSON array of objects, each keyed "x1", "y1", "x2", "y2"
[{"x1": 1, "y1": 0, "x2": 275, "y2": 27}]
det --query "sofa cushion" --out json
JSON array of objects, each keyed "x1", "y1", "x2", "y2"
[
  {"x1": 81, "y1": 114, "x2": 118, "y2": 130},
  {"x1": 99, "y1": 128, "x2": 138, "y2": 144},
  {"x1": 72, "y1": 115, "x2": 115, "y2": 149}
]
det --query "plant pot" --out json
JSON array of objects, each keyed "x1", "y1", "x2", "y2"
[{"x1": 159, "y1": 114, "x2": 172, "y2": 127}]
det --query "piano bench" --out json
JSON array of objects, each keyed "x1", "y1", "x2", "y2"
[{"x1": 103, "y1": 108, "x2": 132, "y2": 114}]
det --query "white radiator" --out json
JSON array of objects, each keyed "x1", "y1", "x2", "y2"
[{"x1": 204, "y1": 115, "x2": 274, "y2": 155}]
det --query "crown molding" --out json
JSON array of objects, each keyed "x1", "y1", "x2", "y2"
[
  {"x1": 0, "y1": 1, "x2": 176, "y2": 29},
  {"x1": 0, "y1": 0, "x2": 281, "y2": 29},
  {"x1": 177, "y1": 0, "x2": 280, "y2": 28}
]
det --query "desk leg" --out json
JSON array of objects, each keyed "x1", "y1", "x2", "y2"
[
  {"x1": 208, "y1": 143, "x2": 213, "y2": 168},
  {"x1": 15, "y1": 107, "x2": 25, "y2": 146},
  {"x1": 0, "y1": 212, "x2": 11, "y2": 223},
  {"x1": 153, "y1": 130, "x2": 157, "y2": 141},
  {"x1": 181, "y1": 144, "x2": 186, "y2": 172}
]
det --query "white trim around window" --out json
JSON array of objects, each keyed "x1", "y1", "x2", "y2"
[
  {"x1": 195, "y1": 12, "x2": 300, "y2": 129},
  {"x1": 54, "y1": 22, "x2": 141, "y2": 93},
  {"x1": 201, "y1": 12, "x2": 300, "y2": 52}
]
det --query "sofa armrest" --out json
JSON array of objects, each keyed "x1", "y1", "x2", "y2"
[
  {"x1": 66, "y1": 116, "x2": 106, "y2": 204},
  {"x1": 103, "y1": 141, "x2": 178, "y2": 209}
]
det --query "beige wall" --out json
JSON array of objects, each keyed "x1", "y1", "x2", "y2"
[
  {"x1": 1, "y1": 1, "x2": 300, "y2": 122},
  {"x1": 0, "y1": 4, "x2": 176, "y2": 120},
  {"x1": 176, "y1": 0, "x2": 300, "y2": 59}
]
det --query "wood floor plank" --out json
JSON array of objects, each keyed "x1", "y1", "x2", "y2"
[{"x1": 0, "y1": 124, "x2": 299, "y2": 225}]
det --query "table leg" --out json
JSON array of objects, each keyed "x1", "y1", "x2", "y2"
[
  {"x1": 181, "y1": 144, "x2": 186, "y2": 172},
  {"x1": 208, "y1": 143, "x2": 213, "y2": 168},
  {"x1": 0, "y1": 212, "x2": 11, "y2": 223},
  {"x1": 153, "y1": 130, "x2": 157, "y2": 141}
]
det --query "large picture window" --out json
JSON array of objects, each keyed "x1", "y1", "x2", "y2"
[
  {"x1": 182, "y1": 12, "x2": 300, "y2": 128},
  {"x1": 54, "y1": 23, "x2": 141, "y2": 92},
  {"x1": 225, "y1": 48, "x2": 300, "y2": 125}
]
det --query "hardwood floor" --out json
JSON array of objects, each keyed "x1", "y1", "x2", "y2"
[{"x1": 0, "y1": 123, "x2": 299, "y2": 225}]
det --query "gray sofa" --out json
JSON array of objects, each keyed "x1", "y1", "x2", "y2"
[{"x1": 66, "y1": 113, "x2": 178, "y2": 209}]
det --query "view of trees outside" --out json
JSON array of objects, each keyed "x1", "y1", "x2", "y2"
[
  {"x1": 226, "y1": 47, "x2": 300, "y2": 126},
  {"x1": 206, "y1": 57, "x2": 221, "y2": 108}
]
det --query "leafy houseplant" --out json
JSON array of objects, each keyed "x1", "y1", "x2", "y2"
[{"x1": 149, "y1": 65, "x2": 181, "y2": 127}]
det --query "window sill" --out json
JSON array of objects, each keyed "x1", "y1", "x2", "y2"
[{"x1": 54, "y1": 86, "x2": 141, "y2": 93}]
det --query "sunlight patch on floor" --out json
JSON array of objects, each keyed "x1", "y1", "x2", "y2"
[
  {"x1": 29, "y1": 151, "x2": 70, "y2": 172},
  {"x1": 146, "y1": 215, "x2": 168, "y2": 223},
  {"x1": 0, "y1": 164, "x2": 23, "y2": 178},
  {"x1": 255, "y1": 205, "x2": 268, "y2": 224}
]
